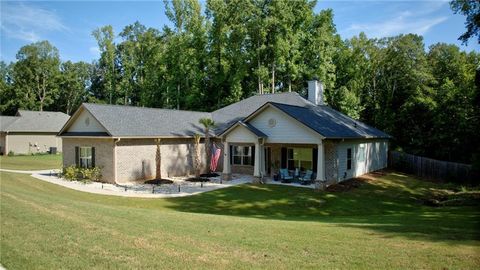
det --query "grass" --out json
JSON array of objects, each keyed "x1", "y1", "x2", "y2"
[
  {"x1": 0, "y1": 154, "x2": 62, "y2": 170},
  {"x1": 1, "y1": 171, "x2": 479, "y2": 269}
]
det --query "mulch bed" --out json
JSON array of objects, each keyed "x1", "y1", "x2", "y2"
[
  {"x1": 200, "y1": 173, "x2": 220, "y2": 177},
  {"x1": 185, "y1": 177, "x2": 210, "y2": 182},
  {"x1": 325, "y1": 178, "x2": 365, "y2": 192},
  {"x1": 422, "y1": 189, "x2": 480, "y2": 207},
  {"x1": 144, "y1": 179, "x2": 174, "y2": 185}
]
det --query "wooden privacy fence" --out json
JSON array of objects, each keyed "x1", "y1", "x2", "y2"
[{"x1": 388, "y1": 151, "x2": 474, "y2": 183}]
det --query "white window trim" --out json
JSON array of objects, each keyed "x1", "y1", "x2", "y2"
[
  {"x1": 232, "y1": 146, "x2": 252, "y2": 166},
  {"x1": 287, "y1": 147, "x2": 313, "y2": 170},
  {"x1": 347, "y1": 148, "x2": 352, "y2": 170},
  {"x1": 79, "y1": 146, "x2": 92, "y2": 168}
]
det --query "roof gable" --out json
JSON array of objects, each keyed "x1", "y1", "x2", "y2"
[
  {"x1": 67, "y1": 109, "x2": 109, "y2": 133},
  {"x1": 245, "y1": 104, "x2": 322, "y2": 143},
  {"x1": 212, "y1": 92, "x2": 311, "y2": 134},
  {"x1": 222, "y1": 121, "x2": 267, "y2": 139}
]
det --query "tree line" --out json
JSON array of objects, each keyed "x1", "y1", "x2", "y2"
[{"x1": 0, "y1": 0, "x2": 479, "y2": 165}]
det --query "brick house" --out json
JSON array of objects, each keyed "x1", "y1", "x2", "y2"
[{"x1": 58, "y1": 80, "x2": 390, "y2": 185}]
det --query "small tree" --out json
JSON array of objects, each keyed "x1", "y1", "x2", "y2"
[
  {"x1": 199, "y1": 118, "x2": 215, "y2": 173},
  {"x1": 155, "y1": 138, "x2": 162, "y2": 179},
  {"x1": 193, "y1": 134, "x2": 201, "y2": 178}
]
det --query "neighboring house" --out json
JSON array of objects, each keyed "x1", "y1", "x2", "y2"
[
  {"x1": 58, "y1": 80, "x2": 390, "y2": 185},
  {"x1": 0, "y1": 110, "x2": 70, "y2": 155}
]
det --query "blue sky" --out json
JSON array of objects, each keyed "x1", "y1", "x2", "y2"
[{"x1": 1, "y1": 0, "x2": 478, "y2": 63}]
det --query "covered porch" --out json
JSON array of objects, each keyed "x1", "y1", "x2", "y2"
[
  {"x1": 222, "y1": 141, "x2": 326, "y2": 185},
  {"x1": 218, "y1": 103, "x2": 330, "y2": 188}
]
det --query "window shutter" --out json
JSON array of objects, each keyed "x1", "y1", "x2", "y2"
[
  {"x1": 229, "y1": 145, "x2": 233, "y2": 165},
  {"x1": 281, "y1": 147, "x2": 287, "y2": 168},
  {"x1": 251, "y1": 146, "x2": 255, "y2": 166},
  {"x1": 91, "y1": 147, "x2": 96, "y2": 167},
  {"x1": 75, "y1": 146, "x2": 79, "y2": 167},
  {"x1": 312, "y1": 148, "x2": 318, "y2": 173}
]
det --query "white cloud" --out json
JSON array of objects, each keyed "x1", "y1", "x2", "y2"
[
  {"x1": 1, "y1": 2, "x2": 68, "y2": 42},
  {"x1": 342, "y1": 2, "x2": 449, "y2": 38}
]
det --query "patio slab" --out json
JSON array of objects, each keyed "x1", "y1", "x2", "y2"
[{"x1": 264, "y1": 178, "x2": 315, "y2": 189}]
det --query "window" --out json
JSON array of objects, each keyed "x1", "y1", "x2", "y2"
[
  {"x1": 287, "y1": 147, "x2": 313, "y2": 170},
  {"x1": 233, "y1": 146, "x2": 252, "y2": 165},
  {"x1": 80, "y1": 147, "x2": 92, "y2": 168},
  {"x1": 358, "y1": 145, "x2": 365, "y2": 162},
  {"x1": 347, "y1": 148, "x2": 352, "y2": 170}
]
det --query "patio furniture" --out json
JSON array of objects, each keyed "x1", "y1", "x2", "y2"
[
  {"x1": 293, "y1": 168, "x2": 300, "y2": 181},
  {"x1": 279, "y1": 168, "x2": 294, "y2": 183},
  {"x1": 299, "y1": 170, "x2": 313, "y2": 185}
]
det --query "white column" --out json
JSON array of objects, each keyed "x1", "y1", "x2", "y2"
[
  {"x1": 261, "y1": 145, "x2": 266, "y2": 176},
  {"x1": 316, "y1": 142, "x2": 325, "y2": 181},
  {"x1": 223, "y1": 142, "x2": 231, "y2": 175},
  {"x1": 253, "y1": 142, "x2": 261, "y2": 177}
]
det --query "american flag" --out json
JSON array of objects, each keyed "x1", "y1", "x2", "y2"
[{"x1": 210, "y1": 144, "x2": 222, "y2": 172}]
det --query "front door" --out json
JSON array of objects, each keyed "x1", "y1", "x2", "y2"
[{"x1": 264, "y1": 147, "x2": 271, "y2": 175}]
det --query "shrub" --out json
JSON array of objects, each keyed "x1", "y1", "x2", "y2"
[
  {"x1": 88, "y1": 167, "x2": 102, "y2": 182},
  {"x1": 63, "y1": 166, "x2": 79, "y2": 181},
  {"x1": 7, "y1": 151, "x2": 14, "y2": 156},
  {"x1": 62, "y1": 166, "x2": 102, "y2": 183}
]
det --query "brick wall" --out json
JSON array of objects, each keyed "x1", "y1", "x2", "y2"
[
  {"x1": 115, "y1": 138, "x2": 207, "y2": 183},
  {"x1": 232, "y1": 165, "x2": 254, "y2": 175},
  {"x1": 62, "y1": 138, "x2": 115, "y2": 183},
  {"x1": 324, "y1": 140, "x2": 338, "y2": 183}
]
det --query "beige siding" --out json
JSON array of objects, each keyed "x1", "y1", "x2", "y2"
[
  {"x1": 115, "y1": 138, "x2": 207, "y2": 184},
  {"x1": 249, "y1": 106, "x2": 321, "y2": 144},
  {"x1": 68, "y1": 109, "x2": 107, "y2": 133},
  {"x1": 62, "y1": 138, "x2": 115, "y2": 183},
  {"x1": 225, "y1": 125, "x2": 258, "y2": 143},
  {"x1": 336, "y1": 139, "x2": 388, "y2": 181},
  {"x1": 6, "y1": 133, "x2": 62, "y2": 154}
]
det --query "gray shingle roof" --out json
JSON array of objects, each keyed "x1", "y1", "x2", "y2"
[
  {"x1": 64, "y1": 92, "x2": 389, "y2": 139},
  {"x1": 269, "y1": 102, "x2": 391, "y2": 139},
  {"x1": 1, "y1": 110, "x2": 70, "y2": 133},
  {"x1": 212, "y1": 92, "x2": 310, "y2": 134},
  {"x1": 0, "y1": 116, "x2": 19, "y2": 132},
  {"x1": 82, "y1": 103, "x2": 211, "y2": 137}
]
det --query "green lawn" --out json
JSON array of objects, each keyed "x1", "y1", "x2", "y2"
[
  {"x1": 1, "y1": 171, "x2": 479, "y2": 269},
  {"x1": 0, "y1": 154, "x2": 62, "y2": 170}
]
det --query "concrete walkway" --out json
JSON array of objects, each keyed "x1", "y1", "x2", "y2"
[
  {"x1": 1, "y1": 168, "x2": 252, "y2": 198},
  {"x1": 0, "y1": 168, "x2": 59, "y2": 174}
]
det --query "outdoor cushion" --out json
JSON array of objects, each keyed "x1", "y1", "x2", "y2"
[
  {"x1": 280, "y1": 168, "x2": 293, "y2": 180},
  {"x1": 299, "y1": 170, "x2": 313, "y2": 182}
]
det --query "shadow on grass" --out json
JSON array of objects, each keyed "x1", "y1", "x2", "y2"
[{"x1": 164, "y1": 171, "x2": 480, "y2": 243}]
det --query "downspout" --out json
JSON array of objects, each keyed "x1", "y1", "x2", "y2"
[
  {"x1": 4, "y1": 131, "x2": 8, "y2": 155},
  {"x1": 113, "y1": 138, "x2": 121, "y2": 183}
]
